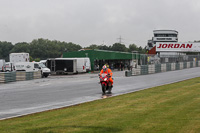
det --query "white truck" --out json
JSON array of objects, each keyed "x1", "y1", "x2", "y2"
[
  {"x1": 15, "y1": 62, "x2": 51, "y2": 77},
  {"x1": 0, "y1": 59, "x2": 6, "y2": 72},
  {"x1": 9, "y1": 53, "x2": 29, "y2": 65}
]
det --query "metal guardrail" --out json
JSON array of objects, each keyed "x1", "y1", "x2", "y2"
[{"x1": 0, "y1": 71, "x2": 41, "y2": 83}]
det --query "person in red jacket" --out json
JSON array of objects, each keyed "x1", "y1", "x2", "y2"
[{"x1": 99, "y1": 65, "x2": 113, "y2": 93}]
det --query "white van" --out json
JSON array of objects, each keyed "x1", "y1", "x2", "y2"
[
  {"x1": 15, "y1": 62, "x2": 40, "y2": 72},
  {"x1": 15, "y1": 62, "x2": 51, "y2": 78},
  {"x1": 37, "y1": 62, "x2": 51, "y2": 77},
  {"x1": 0, "y1": 59, "x2": 6, "y2": 72}
]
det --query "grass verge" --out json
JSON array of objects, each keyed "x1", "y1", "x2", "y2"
[{"x1": 1, "y1": 77, "x2": 200, "y2": 133}]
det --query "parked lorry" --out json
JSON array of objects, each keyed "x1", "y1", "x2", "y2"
[
  {"x1": 0, "y1": 59, "x2": 6, "y2": 72},
  {"x1": 46, "y1": 58, "x2": 77, "y2": 74},
  {"x1": 9, "y1": 53, "x2": 29, "y2": 65},
  {"x1": 15, "y1": 62, "x2": 51, "y2": 77}
]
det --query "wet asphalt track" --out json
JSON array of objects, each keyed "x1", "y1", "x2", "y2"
[{"x1": 0, "y1": 67, "x2": 200, "y2": 120}]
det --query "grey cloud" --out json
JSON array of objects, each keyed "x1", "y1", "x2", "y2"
[{"x1": 0, "y1": 0, "x2": 200, "y2": 47}]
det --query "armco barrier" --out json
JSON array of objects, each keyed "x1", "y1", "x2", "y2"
[
  {"x1": 148, "y1": 64, "x2": 155, "y2": 74},
  {"x1": 180, "y1": 62, "x2": 183, "y2": 70},
  {"x1": 34, "y1": 71, "x2": 41, "y2": 79},
  {"x1": 0, "y1": 71, "x2": 41, "y2": 83},
  {"x1": 16, "y1": 72, "x2": 26, "y2": 81},
  {"x1": 171, "y1": 63, "x2": 176, "y2": 71},
  {"x1": 161, "y1": 64, "x2": 166, "y2": 72},
  {"x1": 132, "y1": 61, "x2": 200, "y2": 76},
  {"x1": 132, "y1": 66, "x2": 141, "y2": 75},
  {"x1": 187, "y1": 62, "x2": 190, "y2": 68},
  {"x1": 166, "y1": 63, "x2": 171, "y2": 71},
  {"x1": 183, "y1": 62, "x2": 187, "y2": 69}
]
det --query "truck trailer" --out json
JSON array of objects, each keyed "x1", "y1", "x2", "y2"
[
  {"x1": 63, "y1": 58, "x2": 91, "y2": 73},
  {"x1": 46, "y1": 58, "x2": 77, "y2": 74},
  {"x1": 64, "y1": 57, "x2": 91, "y2": 73}
]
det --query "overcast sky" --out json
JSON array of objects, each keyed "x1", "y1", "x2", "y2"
[{"x1": 0, "y1": 0, "x2": 200, "y2": 47}]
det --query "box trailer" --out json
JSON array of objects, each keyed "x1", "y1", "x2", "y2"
[
  {"x1": 46, "y1": 58, "x2": 77, "y2": 74},
  {"x1": 9, "y1": 53, "x2": 29, "y2": 65},
  {"x1": 84, "y1": 58, "x2": 91, "y2": 72},
  {"x1": 63, "y1": 57, "x2": 91, "y2": 73}
]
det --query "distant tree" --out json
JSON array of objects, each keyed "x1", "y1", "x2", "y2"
[
  {"x1": 98, "y1": 45, "x2": 110, "y2": 50},
  {"x1": 0, "y1": 41, "x2": 14, "y2": 61},
  {"x1": 62, "y1": 42, "x2": 82, "y2": 52},
  {"x1": 34, "y1": 58, "x2": 40, "y2": 62},
  {"x1": 110, "y1": 43, "x2": 128, "y2": 52},
  {"x1": 30, "y1": 38, "x2": 60, "y2": 59},
  {"x1": 84, "y1": 44, "x2": 99, "y2": 50},
  {"x1": 10, "y1": 42, "x2": 30, "y2": 53},
  {"x1": 128, "y1": 44, "x2": 146, "y2": 54},
  {"x1": 128, "y1": 44, "x2": 138, "y2": 52},
  {"x1": 29, "y1": 56, "x2": 33, "y2": 62},
  {"x1": 138, "y1": 46, "x2": 143, "y2": 53},
  {"x1": 84, "y1": 44, "x2": 111, "y2": 51}
]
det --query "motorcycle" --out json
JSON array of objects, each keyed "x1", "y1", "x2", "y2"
[{"x1": 99, "y1": 73, "x2": 112, "y2": 94}]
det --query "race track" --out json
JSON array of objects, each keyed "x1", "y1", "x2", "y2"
[{"x1": 0, "y1": 67, "x2": 200, "y2": 120}]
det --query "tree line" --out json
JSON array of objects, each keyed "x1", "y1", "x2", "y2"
[{"x1": 0, "y1": 38, "x2": 146, "y2": 61}]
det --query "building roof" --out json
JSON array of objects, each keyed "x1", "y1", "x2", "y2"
[
  {"x1": 63, "y1": 49, "x2": 140, "y2": 60},
  {"x1": 153, "y1": 30, "x2": 178, "y2": 34}
]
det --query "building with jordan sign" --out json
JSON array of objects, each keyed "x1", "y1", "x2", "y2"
[{"x1": 147, "y1": 30, "x2": 200, "y2": 63}]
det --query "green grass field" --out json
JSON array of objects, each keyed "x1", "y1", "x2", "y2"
[{"x1": 1, "y1": 77, "x2": 200, "y2": 133}]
